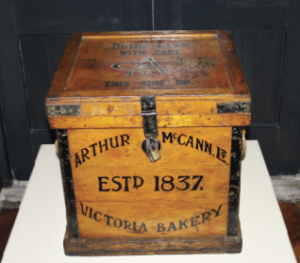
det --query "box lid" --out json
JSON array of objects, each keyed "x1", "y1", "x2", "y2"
[{"x1": 46, "y1": 30, "x2": 251, "y2": 129}]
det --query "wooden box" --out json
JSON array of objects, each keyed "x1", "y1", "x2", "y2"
[{"x1": 45, "y1": 30, "x2": 251, "y2": 256}]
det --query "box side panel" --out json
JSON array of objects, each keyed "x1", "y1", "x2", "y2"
[{"x1": 67, "y1": 127, "x2": 231, "y2": 238}]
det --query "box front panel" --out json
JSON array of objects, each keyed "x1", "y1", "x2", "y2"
[{"x1": 68, "y1": 127, "x2": 231, "y2": 238}]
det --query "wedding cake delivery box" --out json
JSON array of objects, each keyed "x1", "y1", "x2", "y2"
[{"x1": 45, "y1": 30, "x2": 251, "y2": 256}]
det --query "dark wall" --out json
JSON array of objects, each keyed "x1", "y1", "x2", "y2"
[{"x1": 0, "y1": 0, "x2": 299, "y2": 188}]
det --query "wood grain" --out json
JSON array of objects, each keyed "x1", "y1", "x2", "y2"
[
  {"x1": 279, "y1": 202, "x2": 300, "y2": 262},
  {"x1": 64, "y1": 224, "x2": 242, "y2": 256},
  {"x1": 68, "y1": 127, "x2": 231, "y2": 238},
  {"x1": 49, "y1": 114, "x2": 250, "y2": 129},
  {"x1": 46, "y1": 30, "x2": 250, "y2": 100},
  {"x1": 47, "y1": 33, "x2": 82, "y2": 98},
  {"x1": 0, "y1": 209, "x2": 18, "y2": 261}
]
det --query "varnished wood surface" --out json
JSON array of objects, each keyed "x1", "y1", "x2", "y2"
[
  {"x1": 46, "y1": 30, "x2": 251, "y2": 130},
  {"x1": 47, "y1": 33, "x2": 82, "y2": 98},
  {"x1": 66, "y1": 33, "x2": 231, "y2": 94},
  {"x1": 279, "y1": 202, "x2": 300, "y2": 263},
  {"x1": 0, "y1": 209, "x2": 18, "y2": 262},
  {"x1": 49, "y1": 114, "x2": 250, "y2": 129},
  {"x1": 68, "y1": 127, "x2": 231, "y2": 238},
  {"x1": 46, "y1": 30, "x2": 250, "y2": 100},
  {"x1": 64, "y1": 226, "x2": 242, "y2": 255}
]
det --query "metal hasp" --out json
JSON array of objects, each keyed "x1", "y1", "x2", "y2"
[{"x1": 141, "y1": 96, "x2": 161, "y2": 162}]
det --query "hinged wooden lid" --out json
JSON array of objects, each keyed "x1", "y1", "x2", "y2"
[{"x1": 46, "y1": 30, "x2": 251, "y2": 129}]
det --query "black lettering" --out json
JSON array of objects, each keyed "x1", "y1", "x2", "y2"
[
  {"x1": 99, "y1": 139, "x2": 108, "y2": 153},
  {"x1": 133, "y1": 51, "x2": 138, "y2": 55},
  {"x1": 94, "y1": 212, "x2": 102, "y2": 222},
  {"x1": 124, "y1": 81, "x2": 129, "y2": 87},
  {"x1": 174, "y1": 43, "x2": 180, "y2": 48},
  {"x1": 114, "y1": 219, "x2": 123, "y2": 228},
  {"x1": 216, "y1": 147, "x2": 227, "y2": 163},
  {"x1": 80, "y1": 202, "x2": 88, "y2": 216},
  {"x1": 133, "y1": 176, "x2": 144, "y2": 189},
  {"x1": 75, "y1": 153, "x2": 82, "y2": 167},
  {"x1": 157, "y1": 43, "x2": 163, "y2": 48},
  {"x1": 122, "y1": 44, "x2": 128, "y2": 49},
  {"x1": 161, "y1": 50, "x2": 167, "y2": 55},
  {"x1": 161, "y1": 176, "x2": 174, "y2": 191},
  {"x1": 112, "y1": 176, "x2": 122, "y2": 191},
  {"x1": 119, "y1": 81, "x2": 123, "y2": 87},
  {"x1": 191, "y1": 175, "x2": 203, "y2": 191},
  {"x1": 110, "y1": 136, "x2": 119, "y2": 148},
  {"x1": 104, "y1": 214, "x2": 113, "y2": 225},
  {"x1": 120, "y1": 51, "x2": 128, "y2": 56},
  {"x1": 139, "y1": 223, "x2": 147, "y2": 232},
  {"x1": 178, "y1": 134, "x2": 187, "y2": 145},
  {"x1": 139, "y1": 51, "x2": 145, "y2": 55},
  {"x1": 162, "y1": 132, "x2": 173, "y2": 143},
  {"x1": 211, "y1": 204, "x2": 223, "y2": 218},
  {"x1": 182, "y1": 43, "x2": 189, "y2": 47},
  {"x1": 168, "y1": 50, "x2": 174, "y2": 55},
  {"x1": 185, "y1": 136, "x2": 194, "y2": 148},
  {"x1": 191, "y1": 215, "x2": 201, "y2": 227},
  {"x1": 124, "y1": 220, "x2": 132, "y2": 230},
  {"x1": 89, "y1": 143, "x2": 97, "y2": 156},
  {"x1": 176, "y1": 176, "x2": 190, "y2": 191},
  {"x1": 135, "y1": 44, "x2": 141, "y2": 49},
  {"x1": 121, "y1": 134, "x2": 130, "y2": 146},
  {"x1": 167, "y1": 222, "x2": 177, "y2": 231},
  {"x1": 177, "y1": 79, "x2": 190, "y2": 85},
  {"x1": 104, "y1": 81, "x2": 110, "y2": 87},
  {"x1": 154, "y1": 50, "x2": 160, "y2": 55},
  {"x1": 123, "y1": 176, "x2": 131, "y2": 191},
  {"x1": 112, "y1": 43, "x2": 120, "y2": 49},
  {"x1": 202, "y1": 212, "x2": 211, "y2": 223},
  {"x1": 154, "y1": 176, "x2": 159, "y2": 191},
  {"x1": 141, "y1": 81, "x2": 146, "y2": 87},
  {"x1": 132, "y1": 222, "x2": 137, "y2": 231},
  {"x1": 111, "y1": 81, "x2": 119, "y2": 87},
  {"x1": 205, "y1": 141, "x2": 212, "y2": 155},
  {"x1": 196, "y1": 138, "x2": 203, "y2": 151},
  {"x1": 81, "y1": 148, "x2": 90, "y2": 163},
  {"x1": 89, "y1": 207, "x2": 93, "y2": 219},
  {"x1": 157, "y1": 223, "x2": 166, "y2": 232},
  {"x1": 166, "y1": 43, "x2": 171, "y2": 48},
  {"x1": 179, "y1": 220, "x2": 188, "y2": 229},
  {"x1": 98, "y1": 177, "x2": 110, "y2": 192}
]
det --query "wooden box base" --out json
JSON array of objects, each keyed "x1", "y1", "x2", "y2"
[{"x1": 63, "y1": 222, "x2": 242, "y2": 256}]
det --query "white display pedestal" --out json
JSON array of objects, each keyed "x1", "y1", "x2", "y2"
[{"x1": 2, "y1": 141, "x2": 297, "y2": 263}]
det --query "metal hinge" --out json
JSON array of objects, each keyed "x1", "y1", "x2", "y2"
[
  {"x1": 46, "y1": 105, "x2": 81, "y2": 116},
  {"x1": 217, "y1": 102, "x2": 250, "y2": 113}
]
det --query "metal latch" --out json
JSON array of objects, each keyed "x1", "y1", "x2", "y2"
[{"x1": 141, "y1": 96, "x2": 161, "y2": 162}]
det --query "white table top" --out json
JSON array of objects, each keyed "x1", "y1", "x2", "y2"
[{"x1": 2, "y1": 141, "x2": 296, "y2": 263}]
